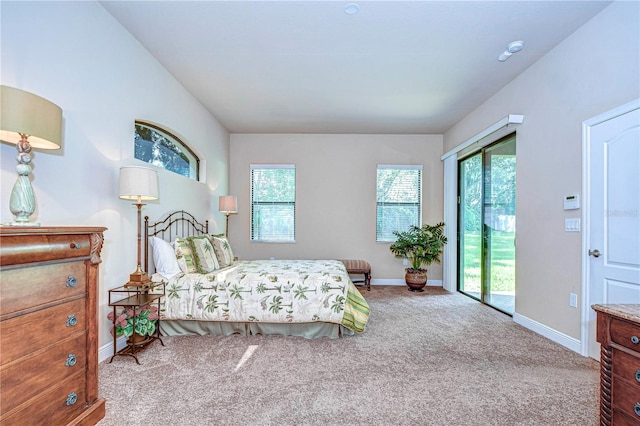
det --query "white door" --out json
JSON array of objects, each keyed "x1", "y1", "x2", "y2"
[{"x1": 585, "y1": 100, "x2": 640, "y2": 360}]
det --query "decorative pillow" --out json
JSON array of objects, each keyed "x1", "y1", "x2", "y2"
[
  {"x1": 174, "y1": 237, "x2": 197, "y2": 274},
  {"x1": 188, "y1": 235, "x2": 219, "y2": 274},
  {"x1": 148, "y1": 237, "x2": 181, "y2": 279},
  {"x1": 210, "y1": 235, "x2": 235, "y2": 267}
]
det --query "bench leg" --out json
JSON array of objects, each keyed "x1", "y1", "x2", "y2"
[{"x1": 365, "y1": 272, "x2": 371, "y2": 291}]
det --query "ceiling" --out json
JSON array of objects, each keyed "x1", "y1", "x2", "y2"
[{"x1": 100, "y1": 1, "x2": 611, "y2": 134}]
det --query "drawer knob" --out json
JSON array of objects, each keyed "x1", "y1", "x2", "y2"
[
  {"x1": 65, "y1": 392, "x2": 78, "y2": 406},
  {"x1": 66, "y1": 314, "x2": 78, "y2": 327},
  {"x1": 632, "y1": 335, "x2": 640, "y2": 345},
  {"x1": 66, "y1": 275, "x2": 77, "y2": 287},
  {"x1": 635, "y1": 402, "x2": 640, "y2": 417},
  {"x1": 69, "y1": 242, "x2": 80, "y2": 249},
  {"x1": 65, "y1": 354, "x2": 77, "y2": 367},
  {"x1": 636, "y1": 370, "x2": 640, "y2": 383}
]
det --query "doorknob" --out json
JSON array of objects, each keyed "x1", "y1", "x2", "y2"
[{"x1": 589, "y1": 249, "x2": 601, "y2": 258}]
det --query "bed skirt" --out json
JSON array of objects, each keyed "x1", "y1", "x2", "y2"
[{"x1": 160, "y1": 319, "x2": 355, "y2": 339}]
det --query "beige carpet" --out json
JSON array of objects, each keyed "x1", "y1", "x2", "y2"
[{"x1": 98, "y1": 286, "x2": 600, "y2": 425}]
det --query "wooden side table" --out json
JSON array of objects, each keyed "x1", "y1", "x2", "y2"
[{"x1": 108, "y1": 283, "x2": 164, "y2": 364}]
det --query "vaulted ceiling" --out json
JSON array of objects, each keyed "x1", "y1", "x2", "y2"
[{"x1": 101, "y1": 1, "x2": 611, "y2": 134}]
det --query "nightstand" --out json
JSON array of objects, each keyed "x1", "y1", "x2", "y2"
[{"x1": 108, "y1": 283, "x2": 164, "y2": 364}]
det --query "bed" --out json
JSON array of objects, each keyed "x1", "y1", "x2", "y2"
[{"x1": 144, "y1": 210, "x2": 370, "y2": 338}]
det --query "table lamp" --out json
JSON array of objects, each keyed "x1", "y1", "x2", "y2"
[{"x1": 0, "y1": 85, "x2": 63, "y2": 226}]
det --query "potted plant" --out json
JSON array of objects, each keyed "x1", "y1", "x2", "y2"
[
  {"x1": 389, "y1": 222, "x2": 447, "y2": 292},
  {"x1": 107, "y1": 304, "x2": 159, "y2": 343}
]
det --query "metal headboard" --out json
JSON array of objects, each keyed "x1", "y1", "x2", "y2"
[{"x1": 144, "y1": 210, "x2": 209, "y2": 272}]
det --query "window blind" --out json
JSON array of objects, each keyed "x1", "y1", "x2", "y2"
[
  {"x1": 376, "y1": 165, "x2": 423, "y2": 242},
  {"x1": 250, "y1": 164, "x2": 296, "y2": 242}
]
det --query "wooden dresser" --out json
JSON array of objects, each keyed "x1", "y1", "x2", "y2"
[
  {"x1": 0, "y1": 227, "x2": 107, "y2": 425},
  {"x1": 593, "y1": 304, "x2": 640, "y2": 426}
]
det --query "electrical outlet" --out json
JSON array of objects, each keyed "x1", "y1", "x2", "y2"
[
  {"x1": 403, "y1": 259, "x2": 408, "y2": 266},
  {"x1": 569, "y1": 293, "x2": 578, "y2": 308}
]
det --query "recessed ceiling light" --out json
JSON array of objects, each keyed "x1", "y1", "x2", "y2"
[{"x1": 344, "y1": 3, "x2": 359, "y2": 15}]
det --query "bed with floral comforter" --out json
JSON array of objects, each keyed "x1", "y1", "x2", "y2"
[{"x1": 154, "y1": 259, "x2": 370, "y2": 338}]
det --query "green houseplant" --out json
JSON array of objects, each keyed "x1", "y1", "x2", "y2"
[
  {"x1": 389, "y1": 222, "x2": 447, "y2": 292},
  {"x1": 107, "y1": 304, "x2": 159, "y2": 341}
]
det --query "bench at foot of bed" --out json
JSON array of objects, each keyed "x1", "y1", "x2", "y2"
[{"x1": 339, "y1": 259, "x2": 371, "y2": 291}]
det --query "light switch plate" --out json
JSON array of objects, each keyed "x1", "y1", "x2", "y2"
[{"x1": 565, "y1": 218, "x2": 580, "y2": 232}]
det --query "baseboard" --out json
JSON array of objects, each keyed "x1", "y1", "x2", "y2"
[
  {"x1": 98, "y1": 335, "x2": 128, "y2": 363},
  {"x1": 371, "y1": 279, "x2": 443, "y2": 286},
  {"x1": 513, "y1": 312, "x2": 582, "y2": 355}
]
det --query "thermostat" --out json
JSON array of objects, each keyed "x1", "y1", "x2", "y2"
[{"x1": 564, "y1": 194, "x2": 580, "y2": 210}]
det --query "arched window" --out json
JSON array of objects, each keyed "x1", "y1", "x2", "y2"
[{"x1": 134, "y1": 121, "x2": 199, "y2": 180}]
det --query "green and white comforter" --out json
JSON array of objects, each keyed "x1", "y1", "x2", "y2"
[{"x1": 158, "y1": 259, "x2": 370, "y2": 333}]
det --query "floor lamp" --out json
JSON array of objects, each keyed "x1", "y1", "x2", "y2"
[
  {"x1": 119, "y1": 166, "x2": 159, "y2": 285},
  {"x1": 219, "y1": 195, "x2": 237, "y2": 238},
  {"x1": 1, "y1": 85, "x2": 63, "y2": 226}
]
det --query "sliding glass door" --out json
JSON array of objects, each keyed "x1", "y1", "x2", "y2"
[{"x1": 458, "y1": 135, "x2": 516, "y2": 314}]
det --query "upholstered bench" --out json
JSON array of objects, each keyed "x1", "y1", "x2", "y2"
[{"x1": 339, "y1": 259, "x2": 371, "y2": 291}]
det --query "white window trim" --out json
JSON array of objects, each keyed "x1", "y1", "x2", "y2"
[
  {"x1": 376, "y1": 165, "x2": 423, "y2": 243},
  {"x1": 250, "y1": 164, "x2": 296, "y2": 243}
]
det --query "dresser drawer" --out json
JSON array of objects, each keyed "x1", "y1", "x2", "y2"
[
  {"x1": 0, "y1": 233, "x2": 91, "y2": 266},
  {"x1": 613, "y1": 348, "x2": 640, "y2": 390},
  {"x1": 0, "y1": 370, "x2": 87, "y2": 426},
  {"x1": 0, "y1": 333, "x2": 86, "y2": 415},
  {"x1": 612, "y1": 409, "x2": 640, "y2": 426},
  {"x1": 0, "y1": 261, "x2": 86, "y2": 316},
  {"x1": 611, "y1": 318, "x2": 640, "y2": 353},
  {"x1": 0, "y1": 297, "x2": 86, "y2": 365},
  {"x1": 613, "y1": 377, "x2": 640, "y2": 423}
]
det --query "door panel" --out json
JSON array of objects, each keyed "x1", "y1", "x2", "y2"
[{"x1": 587, "y1": 104, "x2": 640, "y2": 359}]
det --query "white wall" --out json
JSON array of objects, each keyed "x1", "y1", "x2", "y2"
[
  {"x1": 230, "y1": 134, "x2": 444, "y2": 281},
  {"x1": 0, "y1": 1, "x2": 230, "y2": 350},
  {"x1": 444, "y1": 1, "x2": 639, "y2": 341}
]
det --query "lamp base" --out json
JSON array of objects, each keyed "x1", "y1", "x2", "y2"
[
  {"x1": 126, "y1": 264, "x2": 150, "y2": 285},
  {"x1": 128, "y1": 270, "x2": 149, "y2": 282},
  {"x1": 3, "y1": 221, "x2": 41, "y2": 227}
]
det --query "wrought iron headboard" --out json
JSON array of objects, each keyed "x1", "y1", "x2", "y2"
[{"x1": 144, "y1": 210, "x2": 209, "y2": 272}]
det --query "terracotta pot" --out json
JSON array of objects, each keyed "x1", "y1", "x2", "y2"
[
  {"x1": 127, "y1": 332, "x2": 147, "y2": 346},
  {"x1": 405, "y1": 269, "x2": 427, "y2": 292}
]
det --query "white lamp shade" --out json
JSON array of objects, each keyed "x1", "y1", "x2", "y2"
[
  {"x1": 0, "y1": 85, "x2": 63, "y2": 149},
  {"x1": 119, "y1": 166, "x2": 159, "y2": 201},
  {"x1": 219, "y1": 195, "x2": 237, "y2": 213}
]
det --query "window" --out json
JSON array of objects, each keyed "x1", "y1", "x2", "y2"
[
  {"x1": 376, "y1": 165, "x2": 423, "y2": 242},
  {"x1": 134, "y1": 121, "x2": 199, "y2": 180},
  {"x1": 251, "y1": 164, "x2": 296, "y2": 242}
]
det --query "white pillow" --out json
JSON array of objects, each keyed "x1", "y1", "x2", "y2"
[{"x1": 148, "y1": 237, "x2": 181, "y2": 279}]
